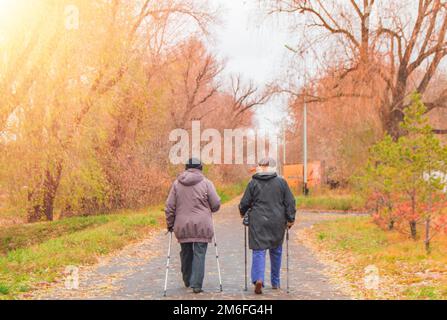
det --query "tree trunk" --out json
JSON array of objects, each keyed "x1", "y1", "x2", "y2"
[
  {"x1": 385, "y1": 68, "x2": 409, "y2": 139},
  {"x1": 425, "y1": 218, "x2": 431, "y2": 255},
  {"x1": 27, "y1": 190, "x2": 43, "y2": 223},
  {"x1": 26, "y1": 161, "x2": 63, "y2": 222},
  {"x1": 386, "y1": 110, "x2": 405, "y2": 140},
  {"x1": 388, "y1": 219, "x2": 395, "y2": 231},
  {"x1": 43, "y1": 162, "x2": 63, "y2": 221},
  {"x1": 42, "y1": 170, "x2": 57, "y2": 221},
  {"x1": 409, "y1": 220, "x2": 417, "y2": 240},
  {"x1": 360, "y1": 8, "x2": 370, "y2": 65}
]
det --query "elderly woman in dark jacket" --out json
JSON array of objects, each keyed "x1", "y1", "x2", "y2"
[{"x1": 239, "y1": 157, "x2": 296, "y2": 294}]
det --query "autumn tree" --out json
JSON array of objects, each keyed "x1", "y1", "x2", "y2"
[
  {"x1": 265, "y1": 0, "x2": 447, "y2": 138},
  {"x1": 167, "y1": 38, "x2": 223, "y2": 129},
  {"x1": 0, "y1": 0, "x2": 216, "y2": 221},
  {"x1": 0, "y1": 0, "x2": 262, "y2": 222}
]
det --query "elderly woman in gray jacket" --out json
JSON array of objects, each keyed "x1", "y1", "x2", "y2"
[{"x1": 165, "y1": 158, "x2": 221, "y2": 293}]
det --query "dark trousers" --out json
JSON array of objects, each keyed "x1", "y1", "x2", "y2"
[{"x1": 180, "y1": 242, "x2": 208, "y2": 289}]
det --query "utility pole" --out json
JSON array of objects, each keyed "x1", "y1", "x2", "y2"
[
  {"x1": 277, "y1": 125, "x2": 286, "y2": 178},
  {"x1": 283, "y1": 125, "x2": 286, "y2": 166},
  {"x1": 277, "y1": 137, "x2": 281, "y2": 176},
  {"x1": 303, "y1": 99, "x2": 309, "y2": 196},
  {"x1": 284, "y1": 38, "x2": 309, "y2": 195},
  {"x1": 300, "y1": 42, "x2": 310, "y2": 196}
]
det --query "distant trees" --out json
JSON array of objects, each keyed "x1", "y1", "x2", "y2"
[
  {"x1": 356, "y1": 94, "x2": 447, "y2": 253},
  {"x1": 167, "y1": 39, "x2": 223, "y2": 129},
  {"x1": 265, "y1": 0, "x2": 447, "y2": 138},
  {"x1": 0, "y1": 0, "x2": 267, "y2": 222}
]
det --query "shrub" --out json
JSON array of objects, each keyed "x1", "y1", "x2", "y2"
[{"x1": 356, "y1": 93, "x2": 447, "y2": 253}]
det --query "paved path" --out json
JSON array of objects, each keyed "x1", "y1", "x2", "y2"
[{"x1": 37, "y1": 199, "x2": 351, "y2": 300}]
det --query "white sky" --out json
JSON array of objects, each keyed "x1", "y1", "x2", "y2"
[{"x1": 209, "y1": 0, "x2": 294, "y2": 133}]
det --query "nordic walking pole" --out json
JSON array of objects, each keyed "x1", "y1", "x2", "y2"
[
  {"x1": 212, "y1": 218, "x2": 223, "y2": 292},
  {"x1": 244, "y1": 225, "x2": 248, "y2": 291},
  {"x1": 286, "y1": 228, "x2": 290, "y2": 294},
  {"x1": 163, "y1": 231, "x2": 173, "y2": 297}
]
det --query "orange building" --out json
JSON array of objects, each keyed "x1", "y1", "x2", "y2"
[{"x1": 283, "y1": 161, "x2": 325, "y2": 193}]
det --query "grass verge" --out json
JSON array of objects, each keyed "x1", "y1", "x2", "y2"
[
  {"x1": 217, "y1": 180, "x2": 247, "y2": 204},
  {"x1": 296, "y1": 193, "x2": 364, "y2": 211},
  {"x1": 305, "y1": 216, "x2": 447, "y2": 300},
  {"x1": 0, "y1": 208, "x2": 163, "y2": 299},
  {"x1": 0, "y1": 215, "x2": 120, "y2": 255}
]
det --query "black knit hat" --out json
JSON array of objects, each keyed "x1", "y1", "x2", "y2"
[{"x1": 186, "y1": 157, "x2": 203, "y2": 171}]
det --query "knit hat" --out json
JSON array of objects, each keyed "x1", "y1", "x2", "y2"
[{"x1": 185, "y1": 157, "x2": 203, "y2": 171}]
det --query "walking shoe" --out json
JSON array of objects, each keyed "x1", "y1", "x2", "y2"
[
  {"x1": 193, "y1": 288, "x2": 203, "y2": 294},
  {"x1": 184, "y1": 282, "x2": 190, "y2": 288},
  {"x1": 254, "y1": 281, "x2": 263, "y2": 294},
  {"x1": 272, "y1": 285, "x2": 280, "y2": 290}
]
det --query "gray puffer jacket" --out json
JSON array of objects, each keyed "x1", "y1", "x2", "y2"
[{"x1": 165, "y1": 169, "x2": 221, "y2": 243}]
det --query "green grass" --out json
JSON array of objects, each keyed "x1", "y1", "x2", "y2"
[
  {"x1": 0, "y1": 209, "x2": 162, "y2": 299},
  {"x1": 296, "y1": 194, "x2": 364, "y2": 211},
  {"x1": 217, "y1": 180, "x2": 248, "y2": 204},
  {"x1": 0, "y1": 283, "x2": 9, "y2": 295},
  {"x1": 404, "y1": 286, "x2": 441, "y2": 300},
  {"x1": 309, "y1": 216, "x2": 447, "y2": 299},
  {"x1": 0, "y1": 215, "x2": 117, "y2": 255},
  {"x1": 314, "y1": 217, "x2": 388, "y2": 254}
]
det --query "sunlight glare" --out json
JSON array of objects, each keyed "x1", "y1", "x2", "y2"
[
  {"x1": 0, "y1": 0, "x2": 23, "y2": 21},
  {"x1": 0, "y1": 0, "x2": 16, "y2": 12}
]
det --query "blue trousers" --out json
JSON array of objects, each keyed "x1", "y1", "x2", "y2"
[{"x1": 251, "y1": 246, "x2": 282, "y2": 287}]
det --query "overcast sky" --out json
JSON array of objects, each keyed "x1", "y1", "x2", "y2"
[{"x1": 209, "y1": 0, "x2": 294, "y2": 133}]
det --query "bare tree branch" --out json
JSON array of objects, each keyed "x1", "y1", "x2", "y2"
[{"x1": 230, "y1": 75, "x2": 272, "y2": 123}]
